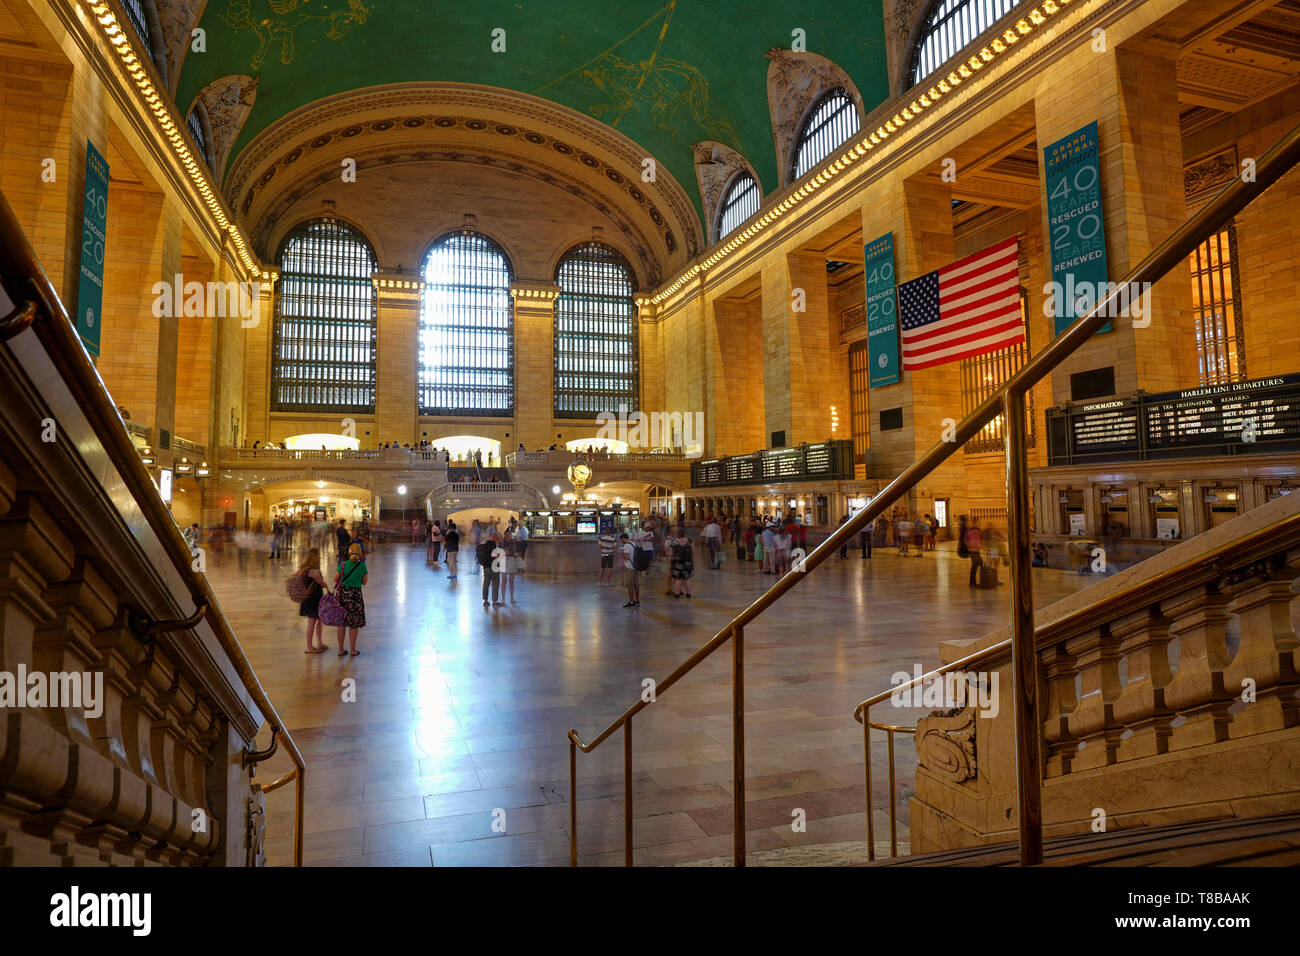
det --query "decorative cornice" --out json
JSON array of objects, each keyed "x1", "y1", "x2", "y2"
[
  {"x1": 80, "y1": 0, "x2": 271, "y2": 280},
  {"x1": 509, "y1": 282, "x2": 561, "y2": 301}
]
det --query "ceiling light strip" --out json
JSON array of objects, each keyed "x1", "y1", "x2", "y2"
[{"x1": 84, "y1": 1, "x2": 270, "y2": 280}]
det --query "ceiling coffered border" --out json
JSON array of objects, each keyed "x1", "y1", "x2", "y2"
[
  {"x1": 225, "y1": 82, "x2": 705, "y2": 269},
  {"x1": 254, "y1": 143, "x2": 667, "y2": 286}
]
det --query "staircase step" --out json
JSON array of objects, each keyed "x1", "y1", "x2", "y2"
[
  {"x1": 863, "y1": 811, "x2": 1300, "y2": 866},
  {"x1": 674, "y1": 841, "x2": 904, "y2": 867}
]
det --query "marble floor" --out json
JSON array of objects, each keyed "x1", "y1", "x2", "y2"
[{"x1": 203, "y1": 540, "x2": 1094, "y2": 866}]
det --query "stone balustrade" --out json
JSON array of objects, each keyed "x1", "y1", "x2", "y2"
[
  {"x1": 904, "y1": 490, "x2": 1300, "y2": 852},
  {"x1": 1, "y1": 325, "x2": 272, "y2": 867}
]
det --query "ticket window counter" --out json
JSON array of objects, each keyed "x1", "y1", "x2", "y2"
[
  {"x1": 1098, "y1": 486, "x2": 1131, "y2": 538},
  {"x1": 1059, "y1": 488, "x2": 1087, "y2": 536},
  {"x1": 1147, "y1": 488, "x2": 1182, "y2": 540},
  {"x1": 1202, "y1": 484, "x2": 1242, "y2": 531},
  {"x1": 815, "y1": 495, "x2": 829, "y2": 527},
  {"x1": 524, "y1": 508, "x2": 640, "y2": 537}
]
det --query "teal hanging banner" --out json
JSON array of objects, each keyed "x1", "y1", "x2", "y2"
[
  {"x1": 1044, "y1": 121, "x2": 1109, "y2": 337},
  {"x1": 76, "y1": 143, "x2": 109, "y2": 357},
  {"x1": 864, "y1": 232, "x2": 900, "y2": 387}
]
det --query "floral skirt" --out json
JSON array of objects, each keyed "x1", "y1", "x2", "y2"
[{"x1": 337, "y1": 585, "x2": 366, "y2": 628}]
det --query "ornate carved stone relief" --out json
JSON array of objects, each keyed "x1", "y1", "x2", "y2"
[
  {"x1": 157, "y1": 0, "x2": 208, "y2": 96},
  {"x1": 245, "y1": 790, "x2": 267, "y2": 867},
  {"x1": 887, "y1": 0, "x2": 929, "y2": 94},
  {"x1": 692, "y1": 141, "x2": 761, "y2": 245},
  {"x1": 1184, "y1": 147, "x2": 1238, "y2": 206},
  {"x1": 766, "y1": 48, "x2": 868, "y2": 189},
  {"x1": 915, "y1": 705, "x2": 977, "y2": 783},
  {"x1": 196, "y1": 74, "x2": 259, "y2": 189}
]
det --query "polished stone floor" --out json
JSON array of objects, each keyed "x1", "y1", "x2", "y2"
[{"x1": 204, "y1": 539, "x2": 1094, "y2": 866}]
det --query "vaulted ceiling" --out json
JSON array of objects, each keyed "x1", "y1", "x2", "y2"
[{"x1": 176, "y1": 0, "x2": 890, "y2": 226}]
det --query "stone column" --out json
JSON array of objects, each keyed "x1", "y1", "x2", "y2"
[
  {"x1": 241, "y1": 274, "x2": 275, "y2": 443},
  {"x1": 1034, "y1": 42, "x2": 1196, "y2": 404},
  {"x1": 760, "y1": 251, "x2": 842, "y2": 447},
  {"x1": 638, "y1": 299, "x2": 664, "y2": 420},
  {"x1": 509, "y1": 281, "x2": 560, "y2": 450},
  {"x1": 372, "y1": 273, "x2": 421, "y2": 446}
]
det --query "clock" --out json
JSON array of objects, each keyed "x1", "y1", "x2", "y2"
[{"x1": 568, "y1": 461, "x2": 592, "y2": 491}]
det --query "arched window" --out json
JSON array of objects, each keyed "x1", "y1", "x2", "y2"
[
  {"x1": 187, "y1": 106, "x2": 212, "y2": 171},
  {"x1": 121, "y1": 0, "x2": 167, "y2": 81},
  {"x1": 717, "y1": 172, "x2": 760, "y2": 240},
  {"x1": 272, "y1": 218, "x2": 378, "y2": 413},
  {"x1": 554, "y1": 242, "x2": 638, "y2": 419},
  {"x1": 419, "y1": 231, "x2": 514, "y2": 417},
  {"x1": 791, "y1": 89, "x2": 859, "y2": 183},
  {"x1": 910, "y1": 0, "x2": 1023, "y2": 87}
]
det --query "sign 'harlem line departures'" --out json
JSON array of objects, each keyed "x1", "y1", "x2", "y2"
[
  {"x1": 864, "y1": 232, "x2": 900, "y2": 387},
  {"x1": 1044, "y1": 120, "x2": 1110, "y2": 337},
  {"x1": 75, "y1": 142, "x2": 109, "y2": 357}
]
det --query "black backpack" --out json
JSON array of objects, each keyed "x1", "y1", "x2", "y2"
[{"x1": 631, "y1": 544, "x2": 651, "y2": 572}]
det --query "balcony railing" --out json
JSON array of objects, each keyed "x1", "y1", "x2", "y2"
[
  {"x1": 174, "y1": 435, "x2": 206, "y2": 459},
  {"x1": 227, "y1": 447, "x2": 382, "y2": 462},
  {"x1": 505, "y1": 449, "x2": 689, "y2": 467}
]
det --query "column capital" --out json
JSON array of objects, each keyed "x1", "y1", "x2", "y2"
[{"x1": 509, "y1": 280, "x2": 561, "y2": 305}]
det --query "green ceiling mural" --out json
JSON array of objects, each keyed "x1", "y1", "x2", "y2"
[{"x1": 178, "y1": 0, "x2": 889, "y2": 222}]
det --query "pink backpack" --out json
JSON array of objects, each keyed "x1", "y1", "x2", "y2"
[{"x1": 286, "y1": 569, "x2": 313, "y2": 604}]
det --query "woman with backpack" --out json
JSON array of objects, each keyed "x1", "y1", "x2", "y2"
[
  {"x1": 293, "y1": 548, "x2": 330, "y2": 654},
  {"x1": 335, "y1": 543, "x2": 368, "y2": 656}
]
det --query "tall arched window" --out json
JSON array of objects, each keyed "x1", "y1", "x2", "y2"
[
  {"x1": 186, "y1": 106, "x2": 212, "y2": 171},
  {"x1": 717, "y1": 172, "x2": 760, "y2": 240},
  {"x1": 910, "y1": 0, "x2": 1022, "y2": 87},
  {"x1": 791, "y1": 89, "x2": 859, "y2": 183},
  {"x1": 272, "y1": 218, "x2": 378, "y2": 413},
  {"x1": 554, "y1": 242, "x2": 638, "y2": 418},
  {"x1": 121, "y1": 0, "x2": 167, "y2": 82},
  {"x1": 419, "y1": 231, "x2": 514, "y2": 417}
]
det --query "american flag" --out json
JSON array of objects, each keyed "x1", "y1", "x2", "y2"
[{"x1": 898, "y1": 237, "x2": 1023, "y2": 370}]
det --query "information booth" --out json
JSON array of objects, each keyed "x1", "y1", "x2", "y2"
[{"x1": 523, "y1": 504, "x2": 640, "y2": 537}]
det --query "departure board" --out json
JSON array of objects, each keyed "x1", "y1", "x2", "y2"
[
  {"x1": 1048, "y1": 375, "x2": 1300, "y2": 464},
  {"x1": 1068, "y1": 399, "x2": 1139, "y2": 455},
  {"x1": 1145, "y1": 376, "x2": 1300, "y2": 449}
]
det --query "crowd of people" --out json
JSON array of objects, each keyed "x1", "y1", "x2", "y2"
[
  {"x1": 260, "y1": 501, "x2": 1032, "y2": 660},
  {"x1": 415, "y1": 515, "x2": 530, "y2": 608}
]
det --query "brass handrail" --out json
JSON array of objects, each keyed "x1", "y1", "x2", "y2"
[
  {"x1": 0, "y1": 188, "x2": 306, "y2": 867},
  {"x1": 566, "y1": 117, "x2": 1300, "y2": 868}
]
